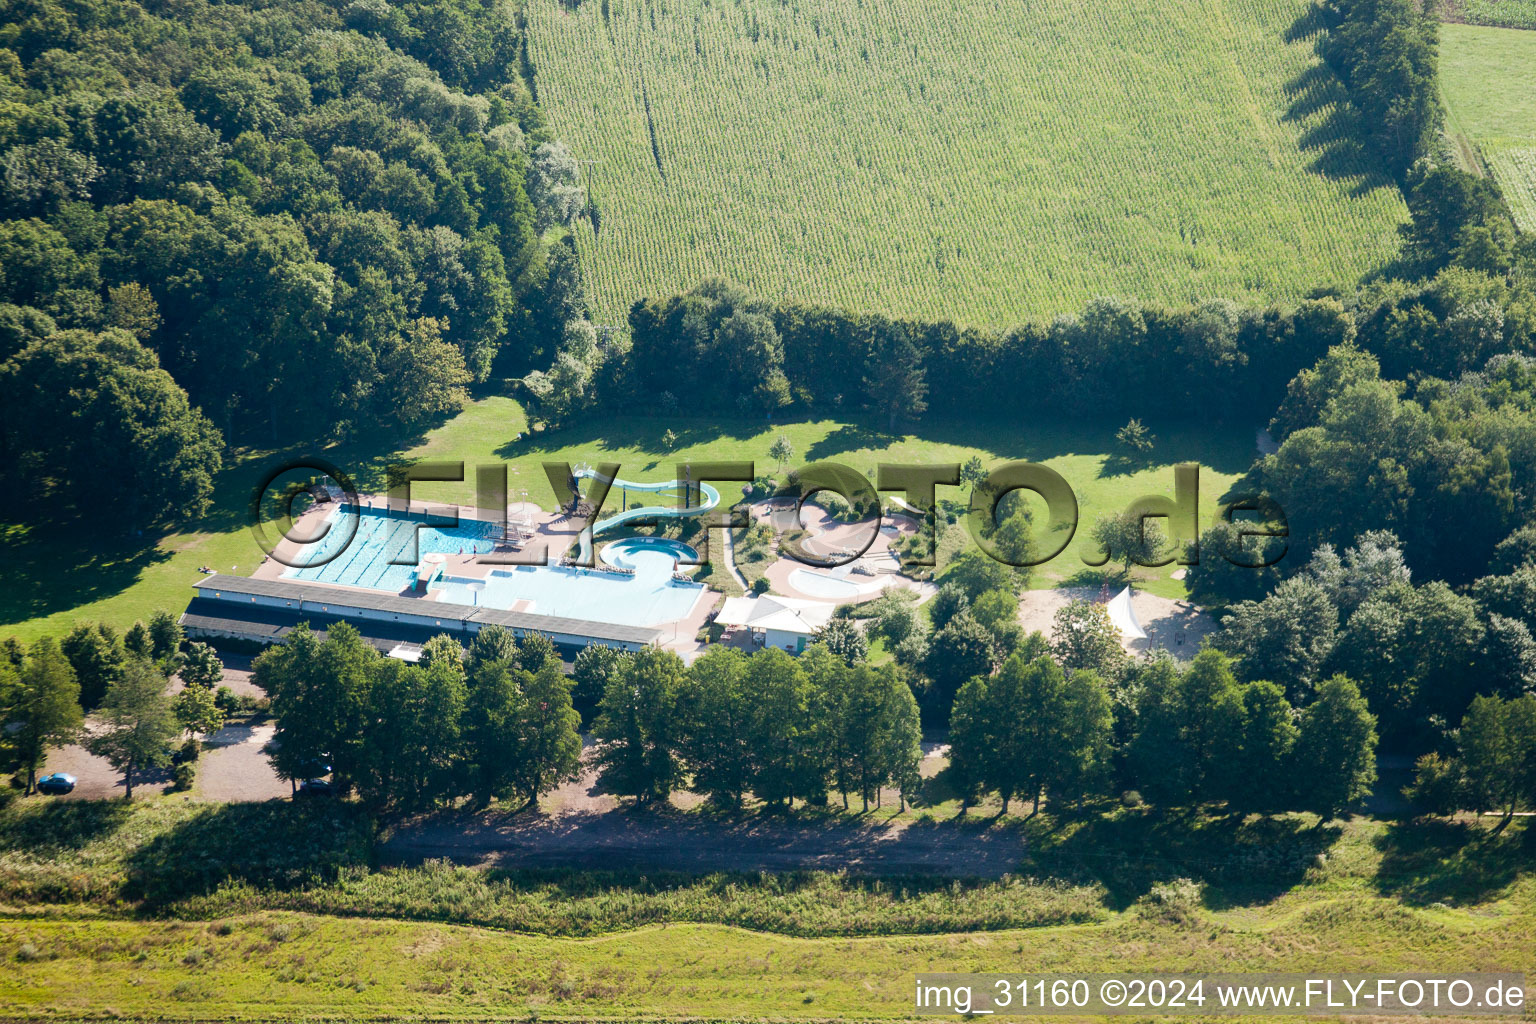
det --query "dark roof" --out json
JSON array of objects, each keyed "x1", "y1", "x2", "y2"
[
  {"x1": 191, "y1": 573, "x2": 665, "y2": 645},
  {"x1": 178, "y1": 611, "x2": 290, "y2": 641},
  {"x1": 180, "y1": 601, "x2": 577, "y2": 668},
  {"x1": 182, "y1": 600, "x2": 448, "y2": 650}
]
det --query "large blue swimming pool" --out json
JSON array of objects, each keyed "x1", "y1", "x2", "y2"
[
  {"x1": 283, "y1": 507, "x2": 703, "y2": 627},
  {"x1": 282, "y1": 507, "x2": 502, "y2": 591}
]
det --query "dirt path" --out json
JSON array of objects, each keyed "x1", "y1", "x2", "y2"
[
  {"x1": 718, "y1": 525, "x2": 750, "y2": 591},
  {"x1": 381, "y1": 741, "x2": 1015, "y2": 877},
  {"x1": 382, "y1": 805, "x2": 1024, "y2": 877}
]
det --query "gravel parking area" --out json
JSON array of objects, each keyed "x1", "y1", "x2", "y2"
[
  {"x1": 40, "y1": 732, "x2": 173, "y2": 800},
  {"x1": 1018, "y1": 585, "x2": 1216, "y2": 660},
  {"x1": 37, "y1": 651, "x2": 283, "y2": 803},
  {"x1": 209, "y1": 653, "x2": 264, "y2": 698},
  {"x1": 196, "y1": 720, "x2": 289, "y2": 801}
]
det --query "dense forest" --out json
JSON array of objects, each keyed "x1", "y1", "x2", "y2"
[{"x1": 0, "y1": 0, "x2": 592, "y2": 522}]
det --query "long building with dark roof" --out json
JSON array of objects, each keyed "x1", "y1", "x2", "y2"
[{"x1": 180, "y1": 574, "x2": 664, "y2": 657}]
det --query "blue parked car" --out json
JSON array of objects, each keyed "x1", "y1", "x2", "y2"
[
  {"x1": 35, "y1": 772, "x2": 77, "y2": 795},
  {"x1": 295, "y1": 778, "x2": 333, "y2": 798}
]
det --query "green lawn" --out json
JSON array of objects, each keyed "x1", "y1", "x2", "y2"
[
  {"x1": 526, "y1": 0, "x2": 1406, "y2": 329},
  {"x1": 4, "y1": 897, "x2": 1532, "y2": 1021},
  {"x1": 0, "y1": 397, "x2": 1253, "y2": 643},
  {"x1": 1440, "y1": 23, "x2": 1536, "y2": 230},
  {"x1": 0, "y1": 795, "x2": 1531, "y2": 1021}
]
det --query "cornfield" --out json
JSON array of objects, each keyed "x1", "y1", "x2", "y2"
[
  {"x1": 1487, "y1": 145, "x2": 1536, "y2": 232},
  {"x1": 525, "y1": 0, "x2": 1407, "y2": 329},
  {"x1": 1460, "y1": 0, "x2": 1536, "y2": 29}
]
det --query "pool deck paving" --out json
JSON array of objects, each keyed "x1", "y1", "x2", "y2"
[
  {"x1": 249, "y1": 495, "x2": 933, "y2": 649},
  {"x1": 754, "y1": 502, "x2": 928, "y2": 604}
]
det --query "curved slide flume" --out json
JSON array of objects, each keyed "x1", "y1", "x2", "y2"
[{"x1": 571, "y1": 468, "x2": 721, "y2": 563}]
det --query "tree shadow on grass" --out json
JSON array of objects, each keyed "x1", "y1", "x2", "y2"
[
  {"x1": 1055, "y1": 565, "x2": 1132, "y2": 592},
  {"x1": 803, "y1": 422, "x2": 900, "y2": 463},
  {"x1": 493, "y1": 416, "x2": 761, "y2": 467},
  {"x1": 0, "y1": 799, "x2": 135, "y2": 854},
  {"x1": 484, "y1": 412, "x2": 1259, "y2": 486},
  {"x1": 1024, "y1": 808, "x2": 1342, "y2": 909},
  {"x1": 1099, "y1": 449, "x2": 1163, "y2": 478},
  {"x1": 0, "y1": 522, "x2": 173, "y2": 628},
  {"x1": 121, "y1": 800, "x2": 372, "y2": 910},
  {"x1": 1372, "y1": 817, "x2": 1532, "y2": 906}
]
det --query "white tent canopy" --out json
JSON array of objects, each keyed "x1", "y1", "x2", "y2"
[
  {"x1": 715, "y1": 595, "x2": 834, "y2": 637},
  {"x1": 1106, "y1": 586, "x2": 1148, "y2": 640}
]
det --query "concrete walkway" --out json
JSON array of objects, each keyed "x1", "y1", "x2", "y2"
[{"x1": 719, "y1": 527, "x2": 750, "y2": 591}]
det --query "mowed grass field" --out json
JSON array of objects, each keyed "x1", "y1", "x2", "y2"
[
  {"x1": 5, "y1": 901, "x2": 1532, "y2": 1021},
  {"x1": 1441, "y1": 23, "x2": 1536, "y2": 230},
  {"x1": 525, "y1": 0, "x2": 1407, "y2": 329},
  {"x1": 1, "y1": 795, "x2": 1533, "y2": 1022},
  {"x1": 0, "y1": 803, "x2": 1532, "y2": 1021},
  {"x1": 0, "y1": 397, "x2": 1253, "y2": 642}
]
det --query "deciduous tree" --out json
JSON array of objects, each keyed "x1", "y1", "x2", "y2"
[
  {"x1": 88, "y1": 658, "x2": 178, "y2": 799},
  {"x1": 6, "y1": 638, "x2": 83, "y2": 794},
  {"x1": 1293, "y1": 675, "x2": 1378, "y2": 822},
  {"x1": 594, "y1": 646, "x2": 688, "y2": 804}
]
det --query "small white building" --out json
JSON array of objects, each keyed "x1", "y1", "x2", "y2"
[{"x1": 715, "y1": 594, "x2": 834, "y2": 654}]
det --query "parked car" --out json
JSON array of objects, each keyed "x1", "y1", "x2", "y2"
[
  {"x1": 295, "y1": 778, "x2": 333, "y2": 798},
  {"x1": 35, "y1": 773, "x2": 77, "y2": 795}
]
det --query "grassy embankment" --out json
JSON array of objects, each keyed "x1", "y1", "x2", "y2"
[{"x1": 0, "y1": 797, "x2": 1531, "y2": 1020}]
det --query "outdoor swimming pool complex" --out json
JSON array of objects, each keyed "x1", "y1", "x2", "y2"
[{"x1": 282, "y1": 507, "x2": 704, "y2": 627}]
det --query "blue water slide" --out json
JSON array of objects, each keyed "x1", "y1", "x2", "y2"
[{"x1": 572, "y1": 468, "x2": 722, "y2": 562}]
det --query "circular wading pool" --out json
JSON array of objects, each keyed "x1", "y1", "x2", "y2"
[{"x1": 601, "y1": 536, "x2": 699, "y2": 573}]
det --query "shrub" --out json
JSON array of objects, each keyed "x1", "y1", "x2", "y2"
[
  {"x1": 751, "y1": 577, "x2": 771, "y2": 595},
  {"x1": 185, "y1": 863, "x2": 1108, "y2": 937},
  {"x1": 1135, "y1": 878, "x2": 1205, "y2": 926},
  {"x1": 171, "y1": 762, "x2": 197, "y2": 791},
  {"x1": 16, "y1": 942, "x2": 39, "y2": 962}
]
